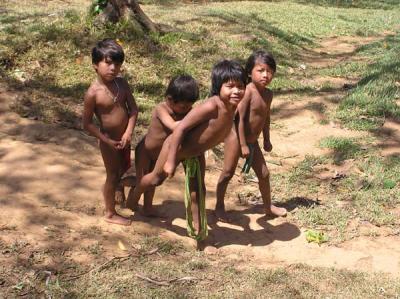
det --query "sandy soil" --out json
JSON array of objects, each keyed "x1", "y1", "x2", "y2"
[{"x1": 1, "y1": 35, "x2": 399, "y2": 278}]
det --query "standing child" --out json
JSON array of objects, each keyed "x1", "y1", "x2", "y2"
[
  {"x1": 126, "y1": 60, "x2": 246, "y2": 244},
  {"x1": 130, "y1": 75, "x2": 199, "y2": 216},
  {"x1": 215, "y1": 50, "x2": 287, "y2": 221},
  {"x1": 83, "y1": 39, "x2": 138, "y2": 226}
]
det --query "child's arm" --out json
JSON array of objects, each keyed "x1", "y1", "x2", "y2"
[
  {"x1": 163, "y1": 100, "x2": 216, "y2": 178},
  {"x1": 237, "y1": 88, "x2": 252, "y2": 157},
  {"x1": 82, "y1": 89, "x2": 121, "y2": 149},
  {"x1": 120, "y1": 79, "x2": 139, "y2": 149},
  {"x1": 262, "y1": 92, "x2": 273, "y2": 152},
  {"x1": 156, "y1": 104, "x2": 180, "y2": 131}
]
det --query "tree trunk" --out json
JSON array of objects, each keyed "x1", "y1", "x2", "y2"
[{"x1": 96, "y1": 0, "x2": 159, "y2": 33}]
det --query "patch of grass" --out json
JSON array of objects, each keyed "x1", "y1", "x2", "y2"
[
  {"x1": 319, "y1": 136, "x2": 362, "y2": 164},
  {"x1": 335, "y1": 33, "x2": 400, "y2": 130},
  {"x1": 2, "y1": 0, "x2": 400, "y2": 127},
  {"x1": 292, "y1": 0, "x2": 400, "y2": 10},
  {"x1": 295, "y1": 202, "x2": 351, "y2": 241},
  {"x1": 288, "y1": 155, "x2": 326, "y2": 184},
  {"x1": 318, "y1": 60, "x2": 368, "y2": 78},
  {"x1": 285, "y1": 154, "x2": 400, "y2": 242},
  {"x1": 140, "y1": 235, "x2": 184, "y2": 255}
]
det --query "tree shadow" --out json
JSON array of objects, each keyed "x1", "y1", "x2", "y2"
[{"x1": 197, "y1": 10, "x2": 314, "y2": 67}]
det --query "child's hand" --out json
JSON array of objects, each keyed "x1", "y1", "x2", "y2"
[
  {"x1": 107, "y1": 138, "x2": 122, "y2": 150},
  {"x1": 163, "y1": 161, "x2": 176, "y2": 179},
  {"x1": 120, "y1": 132, "x2": 132, "y2": 149},
  {"x1": 241, "y1": 145, "x2": 250, "y2": 158},
  {"x1": 264, "y1": 140, "x2": 273, "y2": 152}
]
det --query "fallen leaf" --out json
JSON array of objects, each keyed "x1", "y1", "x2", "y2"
[
  {"x1": 118, "y1": 240, "x2": 127, "y2": 251},
  {"x1": 305, "y1": 230, "x2": 328, "y2": 245}
]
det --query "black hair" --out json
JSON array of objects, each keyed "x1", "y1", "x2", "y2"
[
  {"x1": 92, "y1": 38, "x2": 124, "y2": 65},
  {"x1": 210, "y1": 60, "x2": 246, "y2": 96},
  {"x1": 245, "y1": 50, "x2": 276, "y2": 82},
  {"x1": 165, "y1": 75, "x2": 199, "y2": 103}
]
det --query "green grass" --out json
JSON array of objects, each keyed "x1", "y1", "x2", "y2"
[
  {"x1": 334, "y1": 34, "x2": 400, "y2": 130},
  {"x1": 319, "y1": 136, "x2": 362, "y2": 164},
  {"x1": 1, "y1": 0, "x2": 400, "y2": 128},
  {"x1": 3, "y1": 233, "x2": 400, "y2": 298},
  {"x1": 282, "y1": 154, "x2": 400, "y2": 243},
  {"x1": 1, "y1": 2, "x2": 400, "y2": 295}
]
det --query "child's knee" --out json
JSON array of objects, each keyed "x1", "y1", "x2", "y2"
[
  {"x1": 218, "y1": 171, "x2": 235, "y2": 183},
  {"x1": 149, "y1": 173, "x2": 166, "y2": 187},
  {"x1": 260, "y1": 167, "x2": 270, "y2": 180}
]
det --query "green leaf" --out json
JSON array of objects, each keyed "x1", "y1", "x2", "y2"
[
  {"x1": 12, "y1": 282, "x2": 24, "y2": 290},
  {"x1": 383, "y1": 179, "x2": 396, "y2": 189},
  {"x1": 305, "y1": 229, "x2": 328, "y2": 245}
]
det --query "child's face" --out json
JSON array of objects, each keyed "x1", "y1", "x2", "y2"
[
  {"x1": 94, "y1": 57, "x2": 122, "y2": 82},
  {"x1": 219, "y1": 80, "x2": 245, "y2": 106},
  {"x1": 167, "y1": 98, "x2": 193, "y2": 115},
  {"x1": 251, "y1": 62, "x2": 274, "y2": 87}
]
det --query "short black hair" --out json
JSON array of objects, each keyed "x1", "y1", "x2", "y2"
[
  {"x1": 92, "y1": 38, "x2": 124, "y2": 65},
  {"x1": 245, "y1": 50, "x2": 276, "y2": 82},
  {"x1": 165, "y1": 75, "x2": 199, "y2": 103},
  {"x1": 210, "y1": 60, "x2": 246, "y2": 96}
]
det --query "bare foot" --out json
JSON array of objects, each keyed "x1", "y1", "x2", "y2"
[
  {"x1": 214, "y1": 208, "x2": 231, "y2": 223},
  {"x1": 140, "y1": 207, "x2": 166, "y2": 218},
  {"x1": 266, "y1": 205, "x2": 287, "y2": 217},
  {"x1": 104, "y1": 213, "x2": 132, "y2": 226},
  {"x1": 115, "y1": 188, "x2": 126, "y2": 207}
]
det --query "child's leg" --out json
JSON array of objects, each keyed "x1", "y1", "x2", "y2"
[
  {"x1": 142, "y1": 160, "x2": 162, "y2": 217},
  {"x1": 126, "y1": 139, "x2": 148, "y2": 211},
  {"x1": 99, "y1": 141, "x2": 131, "y2": 225},
  {"x1": 115, "y1": 151, "x2": 127, "y2": 205},
  {"x1": 126, "y1": 138, "x2": 170, "y2": 211},
  {"x1": 251, "y1": 144, "x2": 287, "y2": 217},
  {"x1": 215, "y1": 130, "x2": 240, "y2": 221},
  {"x1": 116, "y1": 146, "x2": 132, "y2": 206}
]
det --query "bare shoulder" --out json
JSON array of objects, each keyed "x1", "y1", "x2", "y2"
[
  {"x1": 84, "y1": 81, "x2": 100, "y2": 102},
  {"x1": 155, "y1": 102, "x2": 169, "y2": 114},
  {"x1": 199, "y1": 96, "x2": 219, "y2": 112},
  {"x1": 184, "y1": 96, "x2": 217, "y2": 119}
]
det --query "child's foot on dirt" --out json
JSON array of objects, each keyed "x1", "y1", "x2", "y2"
[
  {"x1": 214, "y1": 209, "x2": 231, "y2": 223},
  {"x1": 266, "y1": 205, "x2": 287, "y2": 217},
  {"x1": 104, "y1": 213, "x2": 132, "y2": 226},
  {"x1": 140, "y1": 207, "x2": 166, "y2": 218}
]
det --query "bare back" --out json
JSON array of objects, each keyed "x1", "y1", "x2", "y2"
[
  {"x1": 91, "y1": 77, "x2": 129, "y2": 140},
  {"x1": 242, "y1": 83, "x2": 272, "y2": 143},
  {"x1": 179, "y1": 96, "x2": 235, "y2": 158},
  {"x1": 144, "y1": 102, "x2": 186, "y2": 161}
]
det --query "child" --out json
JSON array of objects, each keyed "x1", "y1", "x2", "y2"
[
  {"x1": 126, "y1": 60, "x2": 246, "y2": 243},
  {"x1": 130, "y1": 75, "x2": 199, "y2": 216},
  {"x1": 215, "y1": 50, "x2": 287, "y2": 222},
  {"x1": 82, "y1": 38, "x2": 139, "y2": 226}
]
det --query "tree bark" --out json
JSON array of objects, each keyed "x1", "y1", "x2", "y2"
[{"x1": 97, "y1": 0, "x2": 159, "y2": 33}]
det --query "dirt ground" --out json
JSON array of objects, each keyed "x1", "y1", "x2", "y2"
[{"x1": 1, "y1": 34, "x2": 400, "y2": 286}]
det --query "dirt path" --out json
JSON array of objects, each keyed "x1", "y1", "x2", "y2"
[{"x1": 1, "y1": 34, "x2": 399, "y2": 277}]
